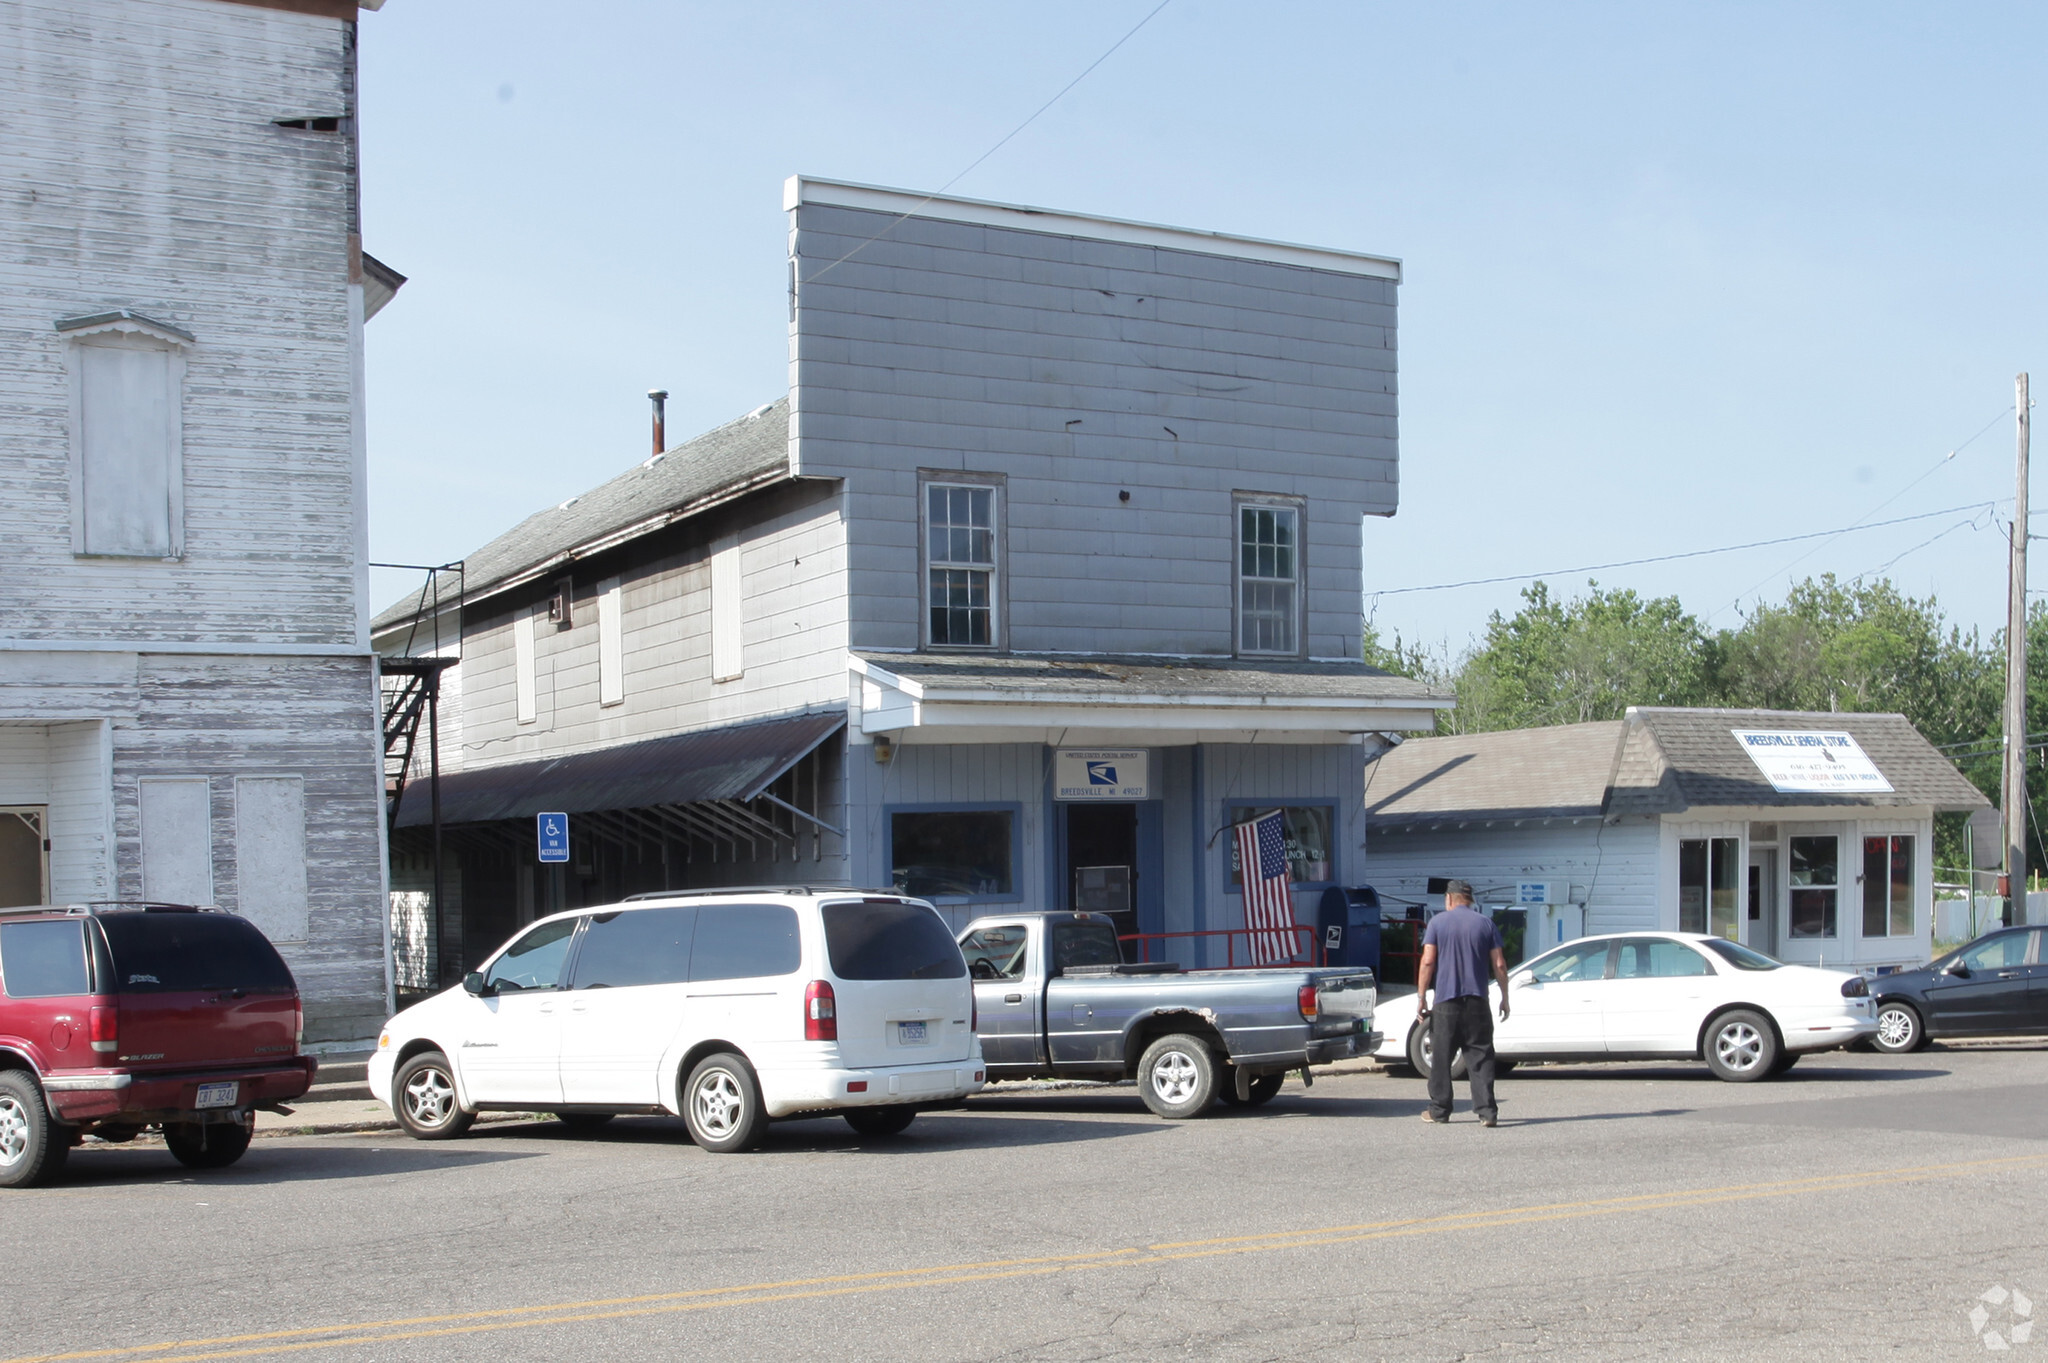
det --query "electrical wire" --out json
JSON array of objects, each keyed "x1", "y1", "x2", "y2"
[{"x1": 804, "y1": 1, "x2": 1174, "y2": 286}]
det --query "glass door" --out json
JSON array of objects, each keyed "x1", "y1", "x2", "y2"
[{"x1": 1746, "y1": 849, "x2": 1777, "y2": 954}]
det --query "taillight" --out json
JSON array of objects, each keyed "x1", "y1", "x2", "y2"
[
  {"x1": 295, "y1": 1000, "x2": 305, "y2": 1047},
  {"x1": 805, "y1": 980, "x2": 837, "y2": 1042},
  {"x1": 1297, "y1": 984, "x2": 1319, "y2": 1021},
  {"x1": 89, "y1": 1004, "x2": 118, "y2": 1053}
]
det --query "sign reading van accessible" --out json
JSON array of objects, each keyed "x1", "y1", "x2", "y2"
[
  {"x1": 1054, "y1": 750, "x2": 1149, "y2": 801},
  {"x1": 1730, "y1": 730, "x2": 1894, "y2": 794}
]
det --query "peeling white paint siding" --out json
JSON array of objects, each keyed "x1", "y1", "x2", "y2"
[{"x1": 0, "y1": 0, "x2": 388, "y2": 1039}]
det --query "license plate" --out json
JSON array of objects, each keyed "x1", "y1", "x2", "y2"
[
  {"x1": 897, "y1": 1021, "x2": 928, "y2": 1044},
  {"x1": 195, "y1": 1081, "x2": 238, "y2": 1109}
]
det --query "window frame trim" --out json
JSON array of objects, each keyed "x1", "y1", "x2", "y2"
[
  {"x1": 1232, "y1": 492, "x2": 1307, "y2": 660},
  {"x1": 918, "y1": 471, "x2": 1007, "y2": 653},
  {"x1": 1221, "y1": 798, "x2": 1339, "y2": 893},
  {"x1": 884, "y1": 800, "x2": 1025, "y2": 904}
]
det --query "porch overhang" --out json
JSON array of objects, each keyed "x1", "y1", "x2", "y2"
[{"x1": 849, "y1": 651, "x2": 1451, "y2": 747}]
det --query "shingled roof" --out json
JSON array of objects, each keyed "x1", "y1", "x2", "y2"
[
  {"x1": 1364, "y1": 707, "x2": 1988, "y2": 829},
  {"x1": 372, "y1": 398, "x2": 792, "y2": 634}
]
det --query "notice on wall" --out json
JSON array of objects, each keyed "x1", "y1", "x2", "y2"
[
  {"x1": 1730, "y1": 730, "x2": 1894, "y2": 794},
  {"x1": 1054, "y1": 750, "x2": 1149, "y2": 801}
]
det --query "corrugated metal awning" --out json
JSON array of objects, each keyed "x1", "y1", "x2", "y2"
[{"x1": 392, "y1": 711, "x2": 845, "y2": 829}]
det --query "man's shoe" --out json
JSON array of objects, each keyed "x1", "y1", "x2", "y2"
[
  {"x1": 1479, "y1": 1114, "x2": 1498, "y2": 1128},
  {"x1": 1419, "y1": 1110, "x2": 1448, "y2": 1124}
]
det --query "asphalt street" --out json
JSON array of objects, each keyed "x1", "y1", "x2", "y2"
[{"x1": 7, "y1": 1045, "x2": 2047, "y2": 1363}]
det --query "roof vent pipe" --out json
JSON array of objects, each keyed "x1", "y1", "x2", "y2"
[{"x1": 648, "y1": 388, "x2": 668, "y2": 457}]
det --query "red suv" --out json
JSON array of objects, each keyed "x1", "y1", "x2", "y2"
[{"x1": 0, "y1": 905, "x2": 317, "y2": 1187}]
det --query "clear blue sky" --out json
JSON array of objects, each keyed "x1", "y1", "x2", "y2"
[{"x1": 359, "y1": 2, "x2": 2047, "y2": 653}]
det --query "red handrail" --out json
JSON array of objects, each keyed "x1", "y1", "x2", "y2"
[{"x1": 1116, "y1": 925, "x2": 1325, "y2": 969}]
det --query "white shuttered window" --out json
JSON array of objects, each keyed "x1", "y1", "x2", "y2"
[
  {"x1": 140, "y1": 777, "x2": 212, "y2": 906},
  {"x1": 598, "y1": 577, "x2": 624, "y2": 706},
  {"x1": 514, "y1": 612, "x2": 538, "y2": 724},
  {"x1": 69, "y1": 335, "x2": 187, "y2": 558},
  {"x1": 711, "y1": 535, "x2": 743, "y2": 681},
  {"x1": 235, "y1": 776, "x2": 308, "y2": 943}
]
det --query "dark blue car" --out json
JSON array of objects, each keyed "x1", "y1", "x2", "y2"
[{"x1": 1868, "y1": 925, "x2": 2047, "y2": 1053}]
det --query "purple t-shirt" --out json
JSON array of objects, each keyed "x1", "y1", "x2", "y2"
[{"x1": 1422, "y1": 907, "x2": 1502, "y2": 1002}]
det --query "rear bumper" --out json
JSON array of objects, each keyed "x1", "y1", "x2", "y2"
[
  {"x1": 760, "y1": 1059, "x2": 986, "y2": 1119},
  {"x1": 44, "y1": 1058, "x2": 316, "y2": 1124},
  {"x1": 1781, "y1": 1013, "x2": 1879, "y2": 1053},
  {"x1": 1305, "y1": 1030, "x2": 1380, "y2": 1066}
]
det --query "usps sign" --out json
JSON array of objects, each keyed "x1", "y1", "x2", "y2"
[
  {"x1": 1054, "y1": 749, "x2": 1149, "y2": 801},
  {"x1": 1731, "y1": 730, "x2": 1894, "y2": 794}
]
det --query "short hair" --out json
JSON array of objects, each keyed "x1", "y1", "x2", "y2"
[{"x1": 1442, "y1": 878, "x2": 1475, "y2": 902}]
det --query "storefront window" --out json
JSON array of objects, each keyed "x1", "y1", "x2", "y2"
[
  {"x1": 889, "y1": 808, "x2": 1015, "y2": 899},
  {"x1": 1227, "y1": 806, "x2": 1333, "y2": 887},
  {"x1": 1861, "y1": 835, "x2": 1914, "y2": 937},
  {"x1": 1679, "y1": 837, "x2": 1740, "y2": 938},
  {"x1": 1788, "y1": 834, "x2": 1839, "y2": 939}
]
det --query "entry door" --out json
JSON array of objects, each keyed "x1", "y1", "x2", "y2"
[
  {"x1": 0, "y1": 808, "x2": 47, "y2": 908},
  {"x1": 1746, "y1": 850, "x2": 1777, "y2": 954},
  {"x1": 1065, "y1": 804, "x2": 1140, "y2": 958}
]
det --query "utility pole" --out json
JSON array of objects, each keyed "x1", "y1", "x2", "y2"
[{"x1": 2004, "y1": 373, "x2": 2031, "y2": 925}]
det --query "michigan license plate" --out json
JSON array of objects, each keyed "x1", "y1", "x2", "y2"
[
  {"x1": 195, "y1": 1081, "x2": 238, "y2": 1109},
  {"x1": 897, "y1": 1021, "x2": 928, "y2": 1044}
]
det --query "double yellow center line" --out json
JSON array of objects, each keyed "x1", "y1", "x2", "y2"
[{"x1": 14, "y1": 1151, "x2": 2047, "y2": 1363}]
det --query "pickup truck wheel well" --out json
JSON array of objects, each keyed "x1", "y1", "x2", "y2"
[
  {"x1": 1122, "y1": 1013, "x2": 1226, "y2": 1079},
  {"x1": 0, "y1": 1049, "x2": 33, "y2": 1076}
]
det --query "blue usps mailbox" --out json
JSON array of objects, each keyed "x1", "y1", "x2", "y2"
[{"x1": 537, "y1": 812, "x2": 570, "y2": 864}]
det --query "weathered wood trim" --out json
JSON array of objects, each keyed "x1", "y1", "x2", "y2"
[{"x1": 210, "y1": 0, "x2": 359, "y2": 20}]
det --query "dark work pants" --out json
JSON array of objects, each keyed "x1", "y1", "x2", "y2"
[{"x1": 1427, "y1": 994, "x2": 1497, "y2": 1120}]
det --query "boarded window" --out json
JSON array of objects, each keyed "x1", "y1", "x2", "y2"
[
  {"x1": 139, "y1": 777, "x2": 212, "y2": 906},
  {"x1": 72, "y1": 340, "x2": 183, "y2": 557},
  {"x1": 514, "y1": 611, "x2": 537, "y2": 724},
  {"x1": 597, "y1": 576, "x2": 624, "y2": 706},
  {"x1": 711, "y1": 535, "x2": 743, "y2": 681},
  {"x1": 235, "y1": 776, "x2": 308, "y2": 943}
]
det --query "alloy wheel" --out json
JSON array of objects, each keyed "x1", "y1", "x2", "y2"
[
  {"x1": 403, "y1": 1066, "x2": 456, "y2": 1128},
  {"x1": 0, "y1": 1095, "x2": 27, "y2": 1167},
  {"x1": 1715, "y1": 1021, "x2": 1765, "y2": 1073},
  {"x1": 1876, "y1": 1007, "x2": 1915, "y2": 1049},
  {"x1": 692, "y1": 1070, "x2": 743, "y2": 1140},
  {"x1": 1150, "y1": 1050, "x2": 1199, "y2": 1104}
]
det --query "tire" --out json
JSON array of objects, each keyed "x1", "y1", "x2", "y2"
[
  {"x1": 164, "y1": 1119, "x2": 252, "y2": 1170},
  {"x1": 1136, "y1": 1033, "x2": 1219, "y2": 1119},
  {"x1": 393, "y1": 1051, "x2": 474, "y2": 1141},
  {"x1": 0, "y1": 1071, "x2": 68, "y2": 1189},
  {"x1": 1405, "y1": 1022, "x2": 1468, "y2": 1081},
  {"x1": 553, "y1": 1113, "x2": 615, "y2": 1133},
  {"x1": 1704, "y1": 1009, "x2": 1779, "y2": 1082},
  {"x1": 843, "y1": 1105, "x2": 917, "y2": 1137},
  {"x1": 1769, "y1": 1051, "x2": 1800, "y2": 1075},
  {"x1": 683, "y1": 1053, "x2": 767, "y2": 1153},
  {"x1": 1218, "y1": 1071, "x2": 1284, "y2": 1107},
  {"x1": 1873, "y1": 1001, "x2": 1925, "y2": 1055}
]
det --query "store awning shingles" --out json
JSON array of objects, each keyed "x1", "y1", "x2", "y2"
[{"x1": 392, "y1": 711, "x2": 845, "y2": 829}]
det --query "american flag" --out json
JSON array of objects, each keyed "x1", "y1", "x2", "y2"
[{"x1": 1235, "y1": 810, "x2": 1296, "y2": 965}]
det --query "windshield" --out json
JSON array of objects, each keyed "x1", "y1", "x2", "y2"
[
  {"x1": 1699, "y1": 938, "x2": 1783, "y2": 971},
  {"x1": 96, "y1": 913, "x2": 296, "y2": 993},
  {"x1": 823, "y1": 901, "x2": 966, "y2": 980}
]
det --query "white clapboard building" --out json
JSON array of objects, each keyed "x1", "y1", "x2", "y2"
[{"x1": 0, "y1": 0, "x2": 399, "y2": 1041}]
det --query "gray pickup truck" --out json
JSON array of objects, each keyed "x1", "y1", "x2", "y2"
[{"x1": 956, "y1": 912, "x2": 1378, "y2": 1118}]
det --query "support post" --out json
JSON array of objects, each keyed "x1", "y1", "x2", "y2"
[{"x1": 2005, "y1": 373, "x2": 2031, "y2": 927}]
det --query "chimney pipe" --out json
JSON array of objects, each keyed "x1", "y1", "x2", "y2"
[{"x1": 648, "y1": 388, "x2": 668, "y2": 457}]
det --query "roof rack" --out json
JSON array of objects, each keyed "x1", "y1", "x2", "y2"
[{"x1": 615, "y1": 886, "x2": 925, "y2": 904}]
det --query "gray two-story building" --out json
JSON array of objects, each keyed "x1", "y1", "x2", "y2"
[{"x1": 375, "y1": 176, "x2": 1449, "y2": 980}]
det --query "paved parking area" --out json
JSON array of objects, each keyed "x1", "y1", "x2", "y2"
[{"x1": 8, "y1": 1044, "x2": 2047, "y2": 1362}]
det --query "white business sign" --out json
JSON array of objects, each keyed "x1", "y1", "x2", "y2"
[
  {"x1": 1731, "y1": 730, "x2": 1894, "y2": 794},
  {"x1": 1054, "y1": 749, "x2": 1149, "y2": 801}
]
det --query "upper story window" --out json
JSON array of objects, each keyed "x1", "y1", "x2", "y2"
[
  {"x1": 1236, "y1": 500, "x2": 1301, "y2": 656},
  {"x1": 925, "y1": 480, "x2": 999, "y2": 649},
  {"x1": 58, "y1": 311, "x2": 194, "y2": 559}
]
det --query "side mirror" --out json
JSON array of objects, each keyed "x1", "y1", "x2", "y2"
[
  {"x1": 1943, "y1": 962, "x2": 1971, "y2": 979},
  {"x1": 1510, "y1": 971, "x2": 1534, "y2": 988},
  {"x1": 462, "y1": 971, "x2": 489, "y2": 996}
]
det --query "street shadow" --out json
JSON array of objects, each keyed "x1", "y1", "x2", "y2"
[
  {"x1": 55, "y1": 1142, "x2": 538, "y2": 1188},
  {"x1": 1492, "y1": 1107, "x2": 1696, "y2": 1128},
  {"x1": 441, "y1": 1109, "x2": 1168, "y2": 1154},
  {"x1": 1458, "y1": 1062, "x2": 1951, "y2": 1085}
]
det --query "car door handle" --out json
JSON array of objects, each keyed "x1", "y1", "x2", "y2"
[
  {"x1": 1997, "y1": 971, "x2": 2024, "y2": 979},
  {"x1": 1004, "y1": 994, "x2": 1023, "y2": 1004}
]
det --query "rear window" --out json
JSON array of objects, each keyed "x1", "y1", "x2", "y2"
[
  {"x1": 1051, "y1": 919, "x2": 1121, "y2": 972},
  {"x1": 822, "y1": 901, "x2": 966, "y2": 981},
  {"x1": 1699, "y1": 939, "x2": 1783, "y2": 972},
  {"x1": 1, "y1": 920, "x2": 91, "y2": 998},
  {"x1": 96, "y1": 913, "x2": 295, "y2": 994}
]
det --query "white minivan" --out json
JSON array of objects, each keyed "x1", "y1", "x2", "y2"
[{"x1": 367, "y1": 890, "x2": 985, "y2": 1152}]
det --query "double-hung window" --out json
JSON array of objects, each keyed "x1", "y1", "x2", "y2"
[
  {"x1": 1237, "y1": 501, "x2": 1301, "y2": 655},
  {"x1": 926, "y1": 481, "x2": 998, "y2": 648},
  {"x1": 1861, "y1": 835, "x2": 1914, "y2": 938}
]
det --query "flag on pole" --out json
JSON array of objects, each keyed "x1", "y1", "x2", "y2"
[{"x1": 1234, "y1": 809, "x2": 1296, "y2": 965}]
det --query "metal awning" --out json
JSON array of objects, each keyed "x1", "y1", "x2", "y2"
[{"x1": 392, "y1": 711, "x2": 845, "y2": 829}]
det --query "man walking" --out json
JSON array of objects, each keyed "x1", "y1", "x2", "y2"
[{"x1": 1416, "y1": 880, "x2": 1510, "y2": 1126}]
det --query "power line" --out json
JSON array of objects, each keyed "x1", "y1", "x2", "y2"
[
  {"x1": 804, "y1": 1, "x2": 1174, "y2": 286},
  {"x1": 1367, "y1": 501, "x2": 1998, "y2": 599}
]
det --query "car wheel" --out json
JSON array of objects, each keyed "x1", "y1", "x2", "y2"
[
  {"x1": 1405, "y1": 1022, "x2": 1468, "y2": 1081},
  {"x1": 1137, "y1": 1033, "x2": 1219, "y2": 1119},
  {"x1": 1873, "y1": 1001, "x2": 1925, "y2": 1055},
  {"x1": 1241, "y1": 1073, "x2": 1284, "y2": 1106},
  {"x1": 164, "y1": 1119, "x2": 252, "y2": 1170},
  {"x1": 843, "y1": 1105, "x2": 917, "y2": 1137},
  {"x1": 684, "y1": 1053, "x2": 767, "y2": 1153},
  {"x1": 393, "y1": 1051, "x2": 474, "y2": 1140},
  {"x1": 553, "y1": 1113, "x2": 615, "y2": 1133},
  {"x1": 1704, "y1": 1009, "x2": 1779, "y2": 1082},
  {"x1": 0, "y1": 1071, "x2": 68, "y2": 1189}
]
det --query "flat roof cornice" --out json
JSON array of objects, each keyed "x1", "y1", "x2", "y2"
[{"x1": 786, "y1": 175, "x2": 1402, "y2": 282}]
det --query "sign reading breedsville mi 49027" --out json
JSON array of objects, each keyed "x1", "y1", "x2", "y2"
[
  {"x1": 1054, "y1": 750, "x2": 1149, "y2": 801},
  {"x1": 1731, "y1": 730, "x2": 1894, "y2": 795}
]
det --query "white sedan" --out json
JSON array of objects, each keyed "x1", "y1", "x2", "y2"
[{"x1": 1373, "y1": 932, "x2": 1878, "y2": 1082}]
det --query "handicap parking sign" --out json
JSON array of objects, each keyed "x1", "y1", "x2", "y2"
[{"x1": 537, "y1": 812, "x2": 570, "y2": 864}]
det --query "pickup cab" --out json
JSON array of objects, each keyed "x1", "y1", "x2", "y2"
[{"x1": 957, "y1": 912, "x2": 1377, "y2": 1118}]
